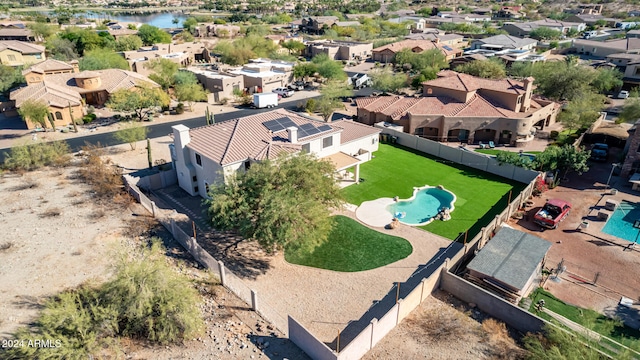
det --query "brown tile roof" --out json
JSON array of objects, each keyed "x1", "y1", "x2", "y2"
[
  {"x1": 426, "y1": 71, "x2": 528, "y2": 95},
  {"x1": 186, "y1": 109, "x2": 380, "y2": 166},
  {"x1": 10, "y1": 81, "x2": 82, "y2": 108},
  {"x1": 42, "y1": 69, "x2": 160, "y2": 94},
  {"x1": 0, "y1": 28, "x2": 32, "y2": 37},
  {"x1": 372, "y1": 39, "x2": 459, "y2": 57},
  {"x1": 24, "y1": 59, "x2": 74, "y2": 75},
  {"x1": 358, "y1": 94, "x2": 525, "y2": 119},
  {"x1": 0, "y1": 40, "x2": 44, "y2": 54}
]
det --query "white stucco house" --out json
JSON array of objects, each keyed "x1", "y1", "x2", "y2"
[{"x1": 170, "y1": 109, "x2": 381, "y2": 198}]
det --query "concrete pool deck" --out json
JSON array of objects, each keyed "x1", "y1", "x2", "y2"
[{"x1": 355, "y1": 197, "x2": 396, "y2": 227}]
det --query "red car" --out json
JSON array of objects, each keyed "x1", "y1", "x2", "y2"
[{"x1": 534, "y1": 199, "x2": 572, "y2": 229}]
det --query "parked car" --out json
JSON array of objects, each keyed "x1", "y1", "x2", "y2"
[
  {"x1": 288, "y1": 81, "x2": 305, "y2": 91},
  {"x1": 590, "y1": 143, "x2": 609, "y2": 162},
  {"x1": 273, "y1": 87, "x2": 294, "y2": 97},
  {"x1": 618, "y1": 90, "x2": 630, "y2": 99},
  {"x1": 534, "y1": 199, "x2": 572, "y2": 229}
]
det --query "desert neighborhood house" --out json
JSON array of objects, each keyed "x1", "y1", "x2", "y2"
[{"x1": 171, "y1": 109, "x2": 381, "y2": 198}]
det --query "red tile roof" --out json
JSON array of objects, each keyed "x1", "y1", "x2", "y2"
[
  {"x1": 372, "y1": 39, "x2": 460, "y2": 57},
  {"x1": 425, "y1": 71, "x2": 528, "y2": 95}
]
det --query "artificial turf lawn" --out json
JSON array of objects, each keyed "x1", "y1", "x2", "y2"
[
  {"x1": 284, "y1": 215, "x2": 413, "y2": 272},
  {"x1": 342, "y1": 144, "x2": 525, "y2": 240}
]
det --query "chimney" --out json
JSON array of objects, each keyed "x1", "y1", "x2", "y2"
[
  {"x1": 172, "y1": 124, "x2": 192, "y2": 163},
  {"x1": 522, "y1": 76, "x2": 534, "y2": 112},
  {"x1": 287, "y1": 126, "x2": 298, "y2": 144}
]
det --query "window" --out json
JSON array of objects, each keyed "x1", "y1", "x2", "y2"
[
  {"x1": 55, "y1": 111, "x2": 63, "y2": 120},
  {"x1": 244, "y1": 160, "x2": 251, "y2": 170},
  {"x1": 192, "y1": 175, "x2": 197, "y2": 182},
  {"x1": 205, "y1": 182, "x2": 210, "y2": 193},
  {"x1": 34, "y1": 54, "x2": 41, "y2": 59},
  {"x1": 302, "y1": 143, "x2": 311, "y2": 153},
  {"x1": 195, "y1": 153, "x2": 202, "y2": 166},
  {"x1": 7, "y1": 54, "x2": 15, "y2": 61},
  {"x1": 517, "y1": 96, "x2": 522, "y2": 104},
  {"x1": 322, "y1": 136, "x2": 333, "y2": 148},
  {"x1": 371, "y1": 138, "x2": 377, "y2": 145},
  {"x1": 426, "y1": 88, "x2": 433, "y2": 95}
]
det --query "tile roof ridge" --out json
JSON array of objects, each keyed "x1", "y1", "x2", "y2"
[
  {"x1": 450, "y1": 93, "x2": 478, "y2": 116},
  {"x1": 219, "y1": 118, "x2": 242, "y2": 165},
  {"x1": 475, "y1": 94, "x2": 511, "y2": 117}
]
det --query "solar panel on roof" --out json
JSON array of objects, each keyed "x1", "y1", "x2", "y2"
[
  {"x1": 263, "y1": 120, "x2": 285, "y2": 132},
  {"x1": 305, "y1": 128, "x2": 321, "y2": 136},
  {"x1": 298, "y1": 129, "x2": 311, "y2": 138},
  {"x1": 299, "y1": 123, "x2": 316, "y2": 131},
  {"x1": 443, "y1": 45, "x2": 453, "y2": 51},
  {"x1": 317, "y1": 125, "x2": 332, "y2": 132}
]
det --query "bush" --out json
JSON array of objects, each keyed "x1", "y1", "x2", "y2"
[
  {"x1": 83, "y1": 113, "x2": 97, "y2": 124},
  {"x1": 3, "y1": 240, "x2": 205, "y2": 359},
  {"x1": 549, "y1": 130, "x2": 559, "y2": 140},
  {"x1": 219, "y1": 98, "x2": 229, "y2": 105},
  {"x1": 2, "y1": 141, "x2": 70, "y2": 171},
  {"x1": 305, "y1": 98, "x2": 316, "y2": 112},
  {"x1": 176, "y1": 102, "x2": 185, "y2": 114}
]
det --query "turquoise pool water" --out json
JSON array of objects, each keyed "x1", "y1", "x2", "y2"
[
  {"x1": 387, "y1": 187, "x2": 456, "y2": 226},
  {"x1": 602, "y1": 201, "x2": 640, "y2": 243}
]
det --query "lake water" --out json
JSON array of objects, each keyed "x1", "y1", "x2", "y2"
[{"x1": 83, "y1": 12, "x2": 187, "y2": 28}]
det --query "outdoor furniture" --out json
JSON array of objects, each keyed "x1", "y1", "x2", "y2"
[
  {"x1": 605, "y1": 200, "x2": 618, "y2": 211},
  {"x1": 479, "y1": 142, "x2": 487, "y2": 149},
  {"x1": 597, "y1": 211, "x2": 610, "y2": 221},
  {"x1": 488, "y1": 141, "x2": 495, "y2": 148}
]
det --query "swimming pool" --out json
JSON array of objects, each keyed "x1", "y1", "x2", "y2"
[
  {"x1": 602, "y1": 201, "x2": 640, "y2": 243},
  {"x1": 387, "y1": 185, "x2": 456, "y2": 226}
]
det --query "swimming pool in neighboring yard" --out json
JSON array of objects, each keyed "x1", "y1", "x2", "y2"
[
  {"x1": 602, "y1": 201, "x2": 640, "y2": 243},
  {"x1": 387, "y1": 186, "x2": 456, "y2": 226}
]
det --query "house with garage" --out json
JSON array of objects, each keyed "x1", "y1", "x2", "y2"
[
  {"x1": 305, "y1": 39, "x2": 373, "y2": 61},
  {"x1": 502, "y1": 19, "x2": 586, "y2": 37},
  {"x1": 355, "y1": 70, "x2": 560, "y2": 146},
  {"x1": 228, "y1": 59, "x2": 294, "y2": 93},
  {"x1": 12, "y1": 59, "x2": 160, "y2": 129},
  {"x1": 464, "y1": 227, "x2": 551, "y2": 303},
  {"x1": 571, "y1": 37, "x2": 640, "y2": 58},
  {"x1": 170, "y1": 109, "x2": 381, "y2": 198},
  {"x1": 372, "y1": 39, "x2": 462, "y2": 63}
]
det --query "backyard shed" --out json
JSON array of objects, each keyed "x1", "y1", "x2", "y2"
[{"x1": 465, "y1": 227, "x2": 551, "y2": 302}]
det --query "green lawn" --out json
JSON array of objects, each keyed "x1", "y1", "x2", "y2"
[
  {"x1": 529, "y1": 288, "x2": 640, "y2": 353},
  {"x1": 342, "y1": 144, "x2": 524, "y2": 240},
  {"x1": 284, "y1": 215, "x2": 413, "y2": 272}
]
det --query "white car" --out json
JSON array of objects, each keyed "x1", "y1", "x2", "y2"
[
  {"x1": 618, "y1": 90, "x2": 630, "y2": 99},
  {"x1": 273, "y1": 87, "x2": 295, "y2": 98}
]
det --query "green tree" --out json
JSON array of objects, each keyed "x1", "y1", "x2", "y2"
[
  {"x1": 557, "y1": 92, "x2": 606, "y2": 131},
  {"x1": 591, "y1": 67, "x2": 623, "y2": 94},
  {"x1": 394, "y1": 48, "x2": 447, "y2": 73},
  {"x1": 137, "y1": 24, "x2": 172, "y2": 46},
  {"x1": 528, "y1": 27, "x2": 563, "y2": 40},
  {"x1": 79, "y1": 48, "x2": 130, "y2": 71},
  {"x1": 496, "y1": 151, "x2": 534, "y2": 169},
  {"x1": 411, "y1": 67, "x2": 438, "y2": 89},
  {"x1": 2, "y1": 141, "x2": 70, "y2": 171},
  {"x1": 533, "y1": 145, "x2": 590, "y2": 178},
  {"x1": 316, "y1": 80, "x2": 353, "y2": 122},
  {"x1": 370, "y1": 68, "x2": 408, "y2": 93},
  {"x1": 59, "y1": 27, "x2": 114, "y2": 56},
  {"x1": 0, "y1": 64, "x2": 24, "y2": 96},
  {"x1": 175, "y1": 83, "x2": 208, "y2": 111},
  {"x1": 530, "y1": 61, "x2": 596, "y2": 101},
  {"x1": 114, "y1": 35, "x2": 143, "y2": 52},
  {"x1": 281, "y1": 40, "x2": 306, "y2": 55},
  {"x1": 107, "y1": 86, "x2": 170, "y2": 122},
  {"x1": 183, "y1": 17, "x2": 198, "y2": 33},
  {"x1": 456, "y1": 58, "x2": 506, "y2": 79},
  {"x1": 619, "y1": 97, "x2": 640, "y2": 123},
  {"x1": 27, "y1": 22, "x2": 58, "y2": 40},
  {"x1": 46, "y1": 37, "x2": 78, "y2": 60},
  {"x1": 293, "y1": 62, "x2": 318, "y2": 80},
  {"x1": 174, "y1": 70, "x2": 198, "y2": 86},
  {"x1": 18, "y1": 99, "x2": 49, "y2": 130},
  {"x1": 145, "y1": 58, "x2": 179, "y2": 90},
  {"x1": 205, "y1": 153, "x2": 344, "y2": 253},
  {"x1": 312, "y1": 54, "x2": 347, "y2": 80},
  {"x1": 113, "y1": 121, "x2": 149, "y2": 150}
]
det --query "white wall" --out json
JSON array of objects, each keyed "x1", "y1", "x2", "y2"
[
  {"x1": 314, "y1": 133, "x2": 342, "y2": 158},
  {"x1": 191, "y1": 150, "x2": 225, "y2": 198},
  {"x1": 340, "y1": 135, "x2": 379, "y2": 159}
]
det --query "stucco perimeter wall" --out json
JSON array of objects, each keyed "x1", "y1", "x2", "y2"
[
  {"x1": 370, "y1": 303, "x2": 399, "y2": 347},
  {"x1": 440, "y1": 270, "x2": 547, "y2": 334},
  {"x1": 289, "y1": 316, "x2": 337, "y2": 360},
  {"x1": 337, "y1": 322, "x2": 373, "y2": 360},
  {"x1": 377, "y1": 125, "x2": 538, "y2": 184}
]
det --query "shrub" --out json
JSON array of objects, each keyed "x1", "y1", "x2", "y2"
[
  {"x1": 86, "y1": 105, "x2": 95, "y2": 115},
  {"x1": 176, "y1": 102, "x2": 185, "y2": 114},
  {"x1": 549, "y1": 130, "x2": 559, "y2": 140},
  {"x1": 305, "y1": 98, "x2": 316, "y2": 112},
  {"x1": 2, "y1": 141, "x2": 70, "y2": 171},
  {"x1": 83, "y1": 113, "x2": 97, "y2": 124},
  {"x1": 76, "y1": 144, "x2": 127, "y2": 204},
  {"x1": 3, "y1": 240, "x2": 205, "y2": 359},
  {"x1": 219, "y1": 97, "x2": 229, "y2": 105}
]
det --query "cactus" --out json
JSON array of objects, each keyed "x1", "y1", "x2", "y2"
[
  {"x1": 147, "y1": 138, "x2": 152, "y2": 169},
  {"x1": 69, "y1": 102, "x2": 78, "y2": 133},
  {"x1": 205, "y1": 107, "x2": 215, "y2": 125},
  {"x1": 205, "y1": 106, "x2": 210, "y2": 125}
]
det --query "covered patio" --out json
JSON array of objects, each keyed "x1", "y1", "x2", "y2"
[{"x1": 324, "y1": 152, "x2": 361, "y2": 188}]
